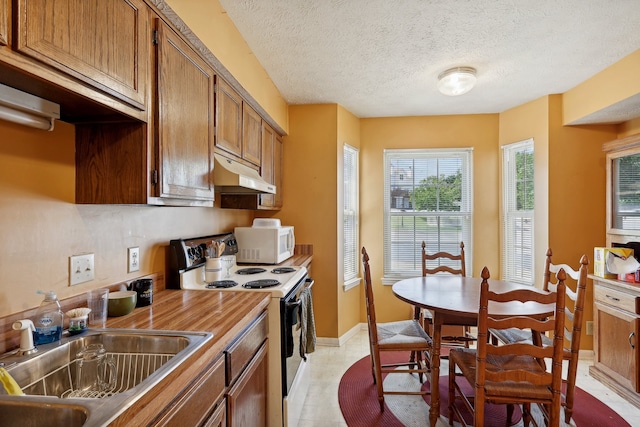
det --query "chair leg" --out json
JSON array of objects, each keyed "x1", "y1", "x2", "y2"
[
  {"x1": 506, "y1": 403, "x2": 515, "y2": 424},
  {"x1": 448, "y1": 360, "x2": 456, "y2": 425}
]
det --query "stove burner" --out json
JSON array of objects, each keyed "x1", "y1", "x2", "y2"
[
  {"x1": 242, "y1": 279, "x2": 281, "y2": 289},
  {"x1": 272, "y1": 267, "x2": 296, "y2": 274},
  {"x1": 236, "y1": 267, "x2": 267, "y2": 275},
  {"x1": 205, "y1": 280, "x2": 238, "y2": 289}
]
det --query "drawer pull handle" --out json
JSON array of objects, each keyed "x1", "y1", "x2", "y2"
[
  {"x1": 606, "y1": 294, "x2": 621, "y2": 302},
  {"x1": 629, "y1": 332, "x2": 636, "y2": 350}
]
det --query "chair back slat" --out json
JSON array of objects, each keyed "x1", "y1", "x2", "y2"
[
  {"x1": 490, "y1": 342, "x2": 554, "y2": 359},
  {"x1": 488, "y1": 316, "x2": 555, "y2": 332},
  {"x1": 422, "y1": 241, "x2": 466, "y2": 276}
]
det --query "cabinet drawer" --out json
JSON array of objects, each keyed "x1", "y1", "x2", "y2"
[
  {"x1": 156, "y1": 356, "x2": 226, "y2": 426},
  {"x1": 595, "y1": 285, "x2": 640, "y2": 314},
  {"x1": 225, "y1": 311, "x2": 268, "y2": 385}
]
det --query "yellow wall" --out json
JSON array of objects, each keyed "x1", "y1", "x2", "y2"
[
  {"x1": 0, "y1": 119, "x2": 252, "y2": 315},
  {"x1": 619, "y1": 117, "x2": 640, "y2": 138},
  {"x1": 276, "y1": 104, "x2": 340, "y2": 338},
  {"x1": 563, "y1": 49, "x2": 640, "y2": 126},
  {"x1": 360, "y1": 114, "x2": 500, "y2": 322},
  {"x1": 165, "y1": 0, "x2": 289, "y2": 133}
]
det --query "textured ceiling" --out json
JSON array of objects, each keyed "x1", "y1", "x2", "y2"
[{"x1": 218, "y1": 0, "x2": 640, "y2": 124}]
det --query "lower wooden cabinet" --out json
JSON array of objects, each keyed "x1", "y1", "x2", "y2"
[
  {"x1": 227, "y1": 342, "x2": 268, "y2": 426},
  {"x1": 590, "y1": 276, "x2": 640, "y2": 408},
  {"x1": 154, "y1": 356, "x2": 226, "y2": 427}
]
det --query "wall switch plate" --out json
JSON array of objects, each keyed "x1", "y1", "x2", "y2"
[
  {"x1": 128, "y1": 247, "x2": 140, "y2": 273},
  {"x1": 586, "y1": 320, "x2": 594, "y2": 336},
  {"x1": 70, "y1": 254, "x2": 95, "y2": 286}
]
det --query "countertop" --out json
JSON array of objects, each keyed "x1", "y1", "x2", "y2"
[{"x1": 105, "y1": 289, "x2": 271, "y2": 426}]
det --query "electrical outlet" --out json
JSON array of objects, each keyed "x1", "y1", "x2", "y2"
[
  {"x1": 128, "y1": 247, "x2": 140, "y2": 273},
  {"x1": 70, "y1": 254, "x2": 95, "y2": 286},
  {"x1": 586, "y1": 320, "x2": 594, "y2": 336}
]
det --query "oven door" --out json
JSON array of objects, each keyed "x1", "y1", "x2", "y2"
[{"x1": 281, "y1": 275, "x2": 313, "y2": 396}]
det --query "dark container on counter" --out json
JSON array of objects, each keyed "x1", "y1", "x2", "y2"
[{"x1": 129, "y1": 278, "x2": 153, "y2": 307}]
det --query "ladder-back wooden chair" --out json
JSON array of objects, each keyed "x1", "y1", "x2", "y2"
[
  {"x1": 419, "y1": 241, "x2": 474, "y2": 347},
  {"x1": 361, "y1": 247, "x2": 432, "y2": 411},
  {"x1": 490, "y1": 248, "x2": 589, "y2": 424},
  {"x1": 448, "y1": 267, "x2": 567, "y2": 427}
]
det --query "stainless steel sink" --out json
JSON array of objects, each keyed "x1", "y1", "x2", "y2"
[
  {"x1": 0, "y1": 329, "x2": 212, "y2": 427},
  {"x1": 0, "y1": 397, "x2": 89, "y2": 427}
]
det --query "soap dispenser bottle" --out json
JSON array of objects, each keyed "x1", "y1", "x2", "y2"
[{"x1": 33, "y1": 290, "x2": 64, "y2": 345}]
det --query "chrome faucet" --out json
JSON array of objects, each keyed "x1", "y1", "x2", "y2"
[{"x1": 12, "y1": 320, "x2": 37, "y2": 356}]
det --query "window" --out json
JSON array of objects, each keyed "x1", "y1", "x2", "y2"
[
  {"x1": 344, "y1": 144, "x2": 360, "y2": 289},
  {"x1": 502, "y1": 139, "x2": 534, "y2": 285},
  {"x1": 611, "y1": 150, "x2": 640, "y2": 231},
  {"x1": 383, "y1": 148, "x2": 473, "y2": 279}
]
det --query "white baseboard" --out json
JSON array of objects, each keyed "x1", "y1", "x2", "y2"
[{"x1": 316, "y1": 322, "x2": 367, "y2": 347}]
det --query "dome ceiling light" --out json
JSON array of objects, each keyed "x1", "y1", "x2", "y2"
[{"x1": 437, "y1": 67, "x2": 477, "y2": 96}]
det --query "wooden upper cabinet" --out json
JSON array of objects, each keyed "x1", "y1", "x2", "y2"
[
  {"x1": 14, "y1": 0, "x2": 148, "y2": 109},
  {"x1": 259, "y1": 122, "x2": 276, "y2": 208},
  {"x1": 155, "y1": 18, "x2": 215, "y2": 202},
  {"x1": 216, "y1": 77, "x2": 243, "y2": 158},
  {"x1": 273, "y1": 134, "x2": 283, "y2": 208},
  {"x1": 0, "y1": 0, "x2": 8, "y2": 46},
  {"x1": 242, "y1": 102, "x2": 262, "y2": 166}
]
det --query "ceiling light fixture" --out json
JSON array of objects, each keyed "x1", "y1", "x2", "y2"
[
  {"x1": 437, "y1": 67, "x2": 477, "y2": 96},
  {"x1": 0, "y1": 83, "x2": 60, "y2": 131}
]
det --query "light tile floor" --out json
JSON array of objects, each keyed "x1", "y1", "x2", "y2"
[{"x1": 298, "y1": 328, "x2": 640, "y2": 427}]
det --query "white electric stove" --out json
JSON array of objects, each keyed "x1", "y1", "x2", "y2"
[{"x1": 168, "y1": 234, "x2": 313, "y2": 427}]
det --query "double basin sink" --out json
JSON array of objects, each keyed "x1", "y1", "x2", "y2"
[{"x1": 0, "y1": 329, "x2": 212, "y2": 427}]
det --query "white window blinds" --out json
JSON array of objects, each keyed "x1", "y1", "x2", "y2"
[
  {"x1": 383, "y1": 148, "x2": 473, "y2": 278},
  {"x1": 502, "y1": 139, "x2": 534, "y2": 285},
  {"x1": 612, "y1": 152, "x2": 640, "y2": 230},
  {"x1": 344, "y1": 144, "x2": 359, "y2": 286}
]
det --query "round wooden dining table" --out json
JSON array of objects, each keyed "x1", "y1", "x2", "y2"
[{"x1": 392, "y1": 275, "x2": 554, "y2": 427}]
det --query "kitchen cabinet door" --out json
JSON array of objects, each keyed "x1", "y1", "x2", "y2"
[
  {"x1": 593, "y1": 301, "x2": 640, "y2": 392},
  {"x1": 242, "y1": 102, "x2": 262, "y2": 166},
  {"x1": 273, "y1": 133, "x2": 283, "y2": 208},
  {"x1": 215, "y1": 77, "x2": 243, "y2": 159},
  {"x1": 227, "y1": 342, "x2": 268, "y2": 427},
  {"x1": 15, "y1": 0, "x2": 148, "y2": 109},
  {"x1": 155, "y1": 18, "x2": 215, "y2": 202}
]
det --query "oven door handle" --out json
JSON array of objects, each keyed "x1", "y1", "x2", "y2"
[{"x1": 304, "y1": 278, "x2": 314, "y2": 290}]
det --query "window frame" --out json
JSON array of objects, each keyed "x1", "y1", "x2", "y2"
[
  {"x1": 343, "y1": 143, "x2": 360, "y2": 290},
  {"x1": 501, "y1": 138, "x2": 535, "y2": 285},
  {"x1": 382, "y1": 148, "x2": 473, "y2": 282}
]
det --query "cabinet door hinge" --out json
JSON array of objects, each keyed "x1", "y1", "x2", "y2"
[
  {"x1": 151, "y1": 170, "x2": 158, "y2": 185},
  {"x1": 152, "y1": 30, "x2": 158, "y2": 46}
]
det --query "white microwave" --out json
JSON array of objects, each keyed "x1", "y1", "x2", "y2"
[{"x1": 234, "y1": 223, "x2": 295, "y2": 264}]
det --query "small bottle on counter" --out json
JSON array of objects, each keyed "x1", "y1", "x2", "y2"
[{"x1": 33, "y1": 290, "x2": 64, "y2": 345}]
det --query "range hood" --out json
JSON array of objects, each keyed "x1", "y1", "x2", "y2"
[{"x1": 213, "y1": 153, "x2": 276, "y2": 194}]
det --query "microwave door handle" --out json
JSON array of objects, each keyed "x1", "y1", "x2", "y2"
[{"x1": 287, "y1": 230, "x2": 295, "y2": 253}]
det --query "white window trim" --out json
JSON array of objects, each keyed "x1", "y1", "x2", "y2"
[
  {"x1": 501, "y1": 138, "x2": 534, "y2": 285},
  {"x1": 382, "y1": 148, "x2": 473, "y2": 283},
  {"x1": 343, "y1": 143, "x2": 360, "y2": 291}
]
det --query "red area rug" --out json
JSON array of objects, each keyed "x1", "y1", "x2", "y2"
[{"x1": 338, "y1": 352, "x2": 630, "y2": 427}]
